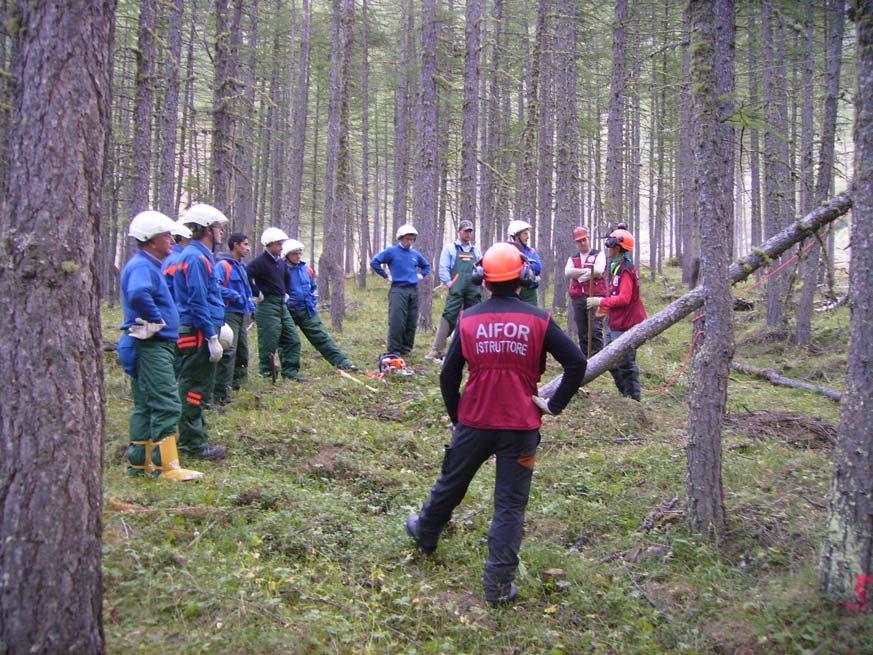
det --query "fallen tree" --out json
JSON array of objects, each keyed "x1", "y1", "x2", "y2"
[
  {"x1": 730, "y1": 362, "x2": 843, "y2": 402},
  {"x1": 541, "y1": 192, "x2": 853, "y2": 398}
]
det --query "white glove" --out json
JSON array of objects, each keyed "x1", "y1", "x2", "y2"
[
  {"x1": 417, "y1": 273, "x2": 424, "y2": 280},
  {"x1": 253, "y1": 292, "x2": 264, "y2": 304},
  {"x1": 586, "y1": 296, "x2": 603, "y2": 309},
  {"x1": 207, "y1": 335, "x2": 223, "y2": 363},
  {"x1": 128, "y1": 318, "x2": 166, "y2": 340},
  {"x1": 532, "y1": 395, "x2": 553, "y2": 415},
  {"x1": 218, "y1": 323, "x2": 234, "y2": 349}
]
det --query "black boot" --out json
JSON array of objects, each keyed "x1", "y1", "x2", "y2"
[{"x1": 405, "y1": 514, "x2": 436, "y2": 554}]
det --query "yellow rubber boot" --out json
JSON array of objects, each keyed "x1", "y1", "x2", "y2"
[
  {"x1": 154, "y1": 435, "x2": 204, "y2": 481},
  {"x1": 128, "y1": 439, "x2": 157, "y2": 477}
]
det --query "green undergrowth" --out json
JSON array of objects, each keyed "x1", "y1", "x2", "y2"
[{"x1": 101, "y1": 266, "x2": 871, "y2": 654}]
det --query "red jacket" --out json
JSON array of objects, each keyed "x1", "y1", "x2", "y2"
[
  {"x1": 601, "y1": 260, "x2": 647, "y2": 331},
  {"x1": 568, "y1": 249, "x2": 608, "y2": 299}
]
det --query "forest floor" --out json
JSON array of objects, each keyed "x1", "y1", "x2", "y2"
[{"x1": 101, "y1": 264, "x2": 873, "y2": 655}]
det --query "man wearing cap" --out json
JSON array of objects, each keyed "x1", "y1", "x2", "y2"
[
  {"x1": 247, "y1": 227, "x2": 304, "y2": 381},
  {"x1": 174, "y1": 203, "x2": 230, "y2": 460},
  {"x1": 119, "y1": 210, "x2": 203, "y2": 481},
  {"x1": 281, "y1": 239, "x2": 358, "y2": 370},
  {"x1": 507, "y1": 220, "x2": 542, "y2": 306},
  {"x1": 586, "y1": 229, "x2": 647, "y2": 401},
  {"x1": 426, "y1": 220, "x2": 483, "y2": 362},
  {"x1": 405, "y1": 243, "x2": 586, "y2": 606},
  {"x1": 565, "y1": 226, "x2": 607, "y2": 357},
  {"x1": 213, "y1": 233, "x2": 256, "y2": 404},
  {"x1": 370, "y1": 224, "x2": 432, "y2": 356}
]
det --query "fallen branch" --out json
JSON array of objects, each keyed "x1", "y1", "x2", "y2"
[
  {"x1": 541, "y1": 193, "x2": 853, "y2": 398},
  {"x1": 730, "y1": 362, "x2": 842, "y2": 402}
]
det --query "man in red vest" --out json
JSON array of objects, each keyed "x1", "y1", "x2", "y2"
[
  {"x1": 586, "y1": 229, "x2": 647, "y2": 401},
  {"x1": 405, "y1": 243, "x2": 586, "y2": 606},
  {"x1": 565, "y1": 226, "x2": 607, "y2": 357}
]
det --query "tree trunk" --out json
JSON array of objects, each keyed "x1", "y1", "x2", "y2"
[
  {"x1": 540, "y1": 193, "x2": 852, "y2": 397},
  {"x1": 819, "y1": 0, "x2": 873, "y2": 607},
  {"x1": 552, "y1": 0, "x2": 579, "y2": 309},
  {"x1": 358, "y1": 0, "x2": 370, "y2": 288},
  {"x1": 175, "y1": 0, "x2": 199, "y2": 215},
  {"x1": 233, "y1": 0, "x2": 258, "y2": 230},
  {"x1": 517, "y1": 0, "x2": 545, "y2": 229},
  {"x1": 128, "y1": 0, "x2": 156, "y2": 221},
  {"x1": 460, "y1": 0, "x2": 481, "y2": 231},
  {"x1": 605, "y1": 0, "x2": 627, "y2": 227},
  {"x1": 762, "y1": 0, "x2": 790, "y2": 330},
  {"x1": 391, "y1": 0, "x2": 413, "y2": 235},
  {"x1": 0, "y1": 1, "x2": 113, "y2": 651},
  {"x1": 536, "y1": 0, "x2": 554, "y2": 302},
  {"x1": 798, "y1": 0, "x2": 844, "y2": 345},
  {"x1": 156, "y1": 0, "x2": 184, "y2": 217},
  {"x1": 684, "y1": 0, "x2": 735, "y2": 539},
  {"x1": 747, "y1": 12, "x2": 762, "y2": 258},
  {"x1": 413, "y1": 0, "x2": 439, "y2": 330},
  {"x1": 287, "y1": 0, "x2": 311, "y2": 238},
  {"x1": 714, "y1": 0, "x2": 735, "y2": 259}
]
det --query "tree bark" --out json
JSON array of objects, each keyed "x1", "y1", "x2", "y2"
[
  {"x1": 0, "y1": 1, "x2": 114, "y2": 651},
  {"x1": 460, "y1": 0, "x2": 481, "y2": 231},
  {"x1": 684, "y1": 0, "x2": 734, "y2": 539},
  {"x1": 233, "y1": 0, "x2": 258, "y2": 230},
  {"x1": 747, "y1": 12, "x2": 762, "y2": 258},
  {"x1": 128, "y1": 0, "x2": 156, "y2": 220},
  {"x1": 212, "y1": 0, "x2": 244, "y2": 215},
  {"x1": 286, "y1": 0, "x2": 311, "y2": 238},
  {"x1": 798, "y1": 0, "x2": 844, "y2": 346},
  {"x1": 820, "y1": 0, "x2": 873, "y2": 606},
  {"x1": 536, "y1": 0, "x2": 554, "y2": 301},
  {"x1": 156, "y1": 0, "x2": 184, "y2": 218},
  {"x1": 358, "y1": 0, "x2": 370, "y2": 288},
  {"x1": 391, "y1": 0, "x2": 413, "y2": 235},
  {"x1": 605, "y1": 0, "x2": 627, "y2": 227},
  {"x1": 539, "y1": 193, "x2": 853, "y2": 397}
]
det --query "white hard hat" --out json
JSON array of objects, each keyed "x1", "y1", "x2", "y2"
[
  {"x1": 218, "y1": 323, "x2": 234, "y2": 349},
  {"x1": 128, "y1": 210, "x2": 177, "y2": 241},
  {"x1": 261, "y1": 227, "x2": 289, "y2": 246},
  {"x1": 396, "y1": 224, "x2": 418, "y2": 240},
  {"x1": 183, "y1": 203, "x2": 228, "y2": 227},
  {"x1": 281, "y1": 239, "x2": 305, "y2": 258},
  {"x1": 171, "y1": 220, "x2": 192, "y2": 239},
  {"x1": 507, "y1": 220, "x2": 532, "y2": 238}
]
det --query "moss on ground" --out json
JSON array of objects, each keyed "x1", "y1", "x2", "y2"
[{"x1": 101, "y1": 266, "x2": 871, "y2": 654}]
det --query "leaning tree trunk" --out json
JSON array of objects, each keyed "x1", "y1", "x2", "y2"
[
  {"x1": 820, "y1": 0, "x2": 873, "y2": 608},
  {"x1": 605, "y1": 0, "x2": 627, "y2": 227},
  {"x1": 539, "y1": 193, "x2": 853, "y2": 398},
  {"x1": 0, "y1": 1, "x2": 114, "y2": 651},
  {"x1": 413, "y1": 0, "x2": 439, "y2": 330},
  {"x1": 798, "y1": 0, "x2": 844, "y2": 345},
  {"x1": 684, "y1": 0, "x2": 735, "y2": 540}
]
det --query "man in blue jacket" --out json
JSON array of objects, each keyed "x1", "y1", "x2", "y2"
[
  {"x1": 282, "y1": 239, "x2": 357, "y2": 370},
  {"x1": 370, "y1": 224, "x2": 432, "y2": 356},
  {"x1": 426, "y1": 220, "x2": 482, "y2": 362},
  {"x1": 160, "y1": 220, "x2": 192, "y2": 300},
  {"x1": 119, "y1": 210, "x2": 203, "y2": 481},
  {"x1": 174, "y1": 203, "x2": 229, "y2": 461},
  {"x1": 508, "y1": 220, "x2": 542, "y2": 306},
  {"x1": 213, "y1": 232, "x2": 256, "y2": 404}
]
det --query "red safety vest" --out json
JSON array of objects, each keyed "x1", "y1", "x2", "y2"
[{"x1": 568, "y1": 249, "x2": 607, "y2": 299}]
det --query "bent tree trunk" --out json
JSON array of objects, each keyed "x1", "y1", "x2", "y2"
[
  {"x1": 0, "y1": 1, "x2": 113, "y2": 652},
  {"x1": 820, "y1": 0, "x2": 872, "y2": 607},
  {"x1": 540, "y1": 193, "x2": 853, "y2": 398}
]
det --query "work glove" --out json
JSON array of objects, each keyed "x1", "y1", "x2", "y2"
[
  {"x1": 207, "y1": 335, "x2": 223, "y2": 363},
  {"x1": 253, "y1": 292, "x2": 264, "y2": 304},
  {"x1": 532, "y1": 395, "x2": 553, "y2": 415},
  {"x1": 586, "y1": 296, "x2": 603, "y2": 309},
  {"x1": 128, "y1": 318, "x2": 166, "y2": 340},
  {"x1": 417, "y1": 273, "x2": 424, "y2": 281}
]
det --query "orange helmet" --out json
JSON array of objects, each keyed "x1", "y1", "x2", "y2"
[
  {"x1": 573, "y1": 226, "x2": 589, "y2": 242},
  {"x1": 481, "y1": 243, "x2": 524, "y2": 282},
  {"x1": 605, "y1": 228, "x2": 635, "y2": 252}
]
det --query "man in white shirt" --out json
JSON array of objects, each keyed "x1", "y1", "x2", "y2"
[{"x1": 564, "y1": 226, "x2": 607, "y2": 357}]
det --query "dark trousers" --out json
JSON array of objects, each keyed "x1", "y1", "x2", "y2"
[
  {"x1": 417, "y1": 424, "x2": 540, "y2": 593},
  {"x1": 571, "y1": 296, "x2": 604, "y2": 358},
  {"x1": 213, "y1": 311, "x2": 248, "y2": 401},
  {"x1": 255, "y1": 296, "x2": 301, "y2": 378},
  {"x1": 290, "y1": 309, "x2": 352, "y2": 367},
  {"x1": 176, "y1": 324, "x2": 218, "y2": 455},
  {"x1": 387, "y1": 285, "x2": 419, "y2": 355},
  {"x1": 441, "y1": 286, "x2": 482, "y2": 332},
  {"x1": 606, "y1": 327, "x2": 641, "y2": 401}
]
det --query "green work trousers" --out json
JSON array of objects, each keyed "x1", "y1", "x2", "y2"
[
  {"x1": 290, "y1": 309, "x2": 352, "y2": 367},
  {"x1": 176, "y1": 325, "x2": 218, "y2": 456},
  {"x1": 255, "y1": 296, "x2": 301, "y2": 378},
  {"x1": 213, "y1": 311, "x2": 249, "y2": 402},
  {"x1": 127, "y1": 339, "x2": 182, "y2": 470},
  {"x1": 387, "y1": 284, "x2": 419, "y2": 355},
  {"x1": 441, "y1": 286, "x2": 482, "y2": 332},
  {"x1": 519, "y1": 286, "x2": 538, "y2": 306}
]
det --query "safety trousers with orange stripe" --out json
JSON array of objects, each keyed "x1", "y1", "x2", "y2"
[{"x1": 176, "y1": 323, "x2": 219, "y2": 456}]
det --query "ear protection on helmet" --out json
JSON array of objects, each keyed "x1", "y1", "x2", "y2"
[{"x1": 471, "y1": 253, "x2": 538, "y2": 287}]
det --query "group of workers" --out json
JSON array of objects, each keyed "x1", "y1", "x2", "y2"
[{"x1": 119, "y1": 202, "x2": 647, "y2": 605}]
